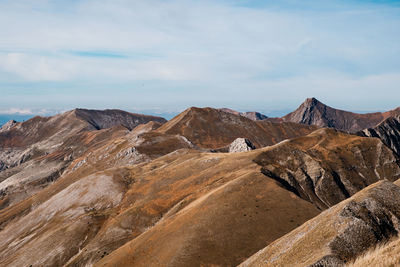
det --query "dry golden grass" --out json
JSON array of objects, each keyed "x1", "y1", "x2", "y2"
[{"x1": 348, "y1": 236, "x2": 400, "y2": 267}]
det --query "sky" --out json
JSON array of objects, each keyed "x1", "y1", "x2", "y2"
[{"x1": 0, "y1": 0, "x2": 400, "y2": 118}]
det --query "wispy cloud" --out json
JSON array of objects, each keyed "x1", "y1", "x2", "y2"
[
  {"x1": 0, "y1": 0, "x2": 399, "y2": 111},
  {"x1": 0, "y1": 108, "x2": 34, "y2": 115},
  {"x1": 68, "y1": 51, "x2": 128, "y2": 59},
  {"x1": 0, "y1": 107, "x2": 61, "y2": 116}
]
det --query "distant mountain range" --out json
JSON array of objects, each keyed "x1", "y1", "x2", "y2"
[{"x1": 1, "y1": 98, "x2": 400, "y2": 266}]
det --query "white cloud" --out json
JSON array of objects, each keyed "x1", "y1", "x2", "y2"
[
  {"x1": 0, "y1": 107, "x2": 58, "y2": 115},
  {"x1": 0, "y1": 0, "x2": 317, "y2": 82},
  {"x1": 0, "y1": 108, "x2": 33, "y2": 115},
  {"x1": 0, "y1": 53, "x2": 77, "y2": 81},
  {"x1": 0, "y1": 0, "x2": 399, "y2": 111}
]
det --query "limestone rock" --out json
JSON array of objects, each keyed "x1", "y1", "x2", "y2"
[
  {"x1": 0, "y1": 120, "x2": 17, "y2": 133},
  {"x1": 229, "y1": 138, "x2": 256, "y2": 153},
  {"x1": 220, "y1": 108, "x2": 268, "y2": 121}
]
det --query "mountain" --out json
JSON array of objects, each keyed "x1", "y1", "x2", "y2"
[
  {"x1": 2, "y1": 103, "x2": 400, "y2": 266},
  {"x1": 0, "y1": 109, "x2": 166, "y2": 149},
  {"x1": 1, "y1": 129, "x2": 399, "y2": 266},
  {"x1": 358, "y1": 115, "x2": 400, "y2": 156},
  {"x1": 240, "y1": 180, "x2": 400, "y2": 267},
  {"x1": 0, "y1": 109, "x2": 167, "y2": 209},
  {"x1": 253, "y1": 128, "x2": 400, "y2": 209},
  {"x1": 156, "y1": 107, "x2": 318, "y2": 149},
  {"x1": 0, "y1": 106, "x2": 318, "y2": 212},
  {"x1": 279, "y1": 97, "x2": 400, "y2": 132},
  {"x1": 73, "y1": 108, "x2": 166, "y2": 130},
  {"x1": 219, "y1": 108, "x2": 269, "y2": 120}
]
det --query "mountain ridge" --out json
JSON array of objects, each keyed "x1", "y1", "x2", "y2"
[
  {"x1": 1, "y1": 101, "x2": 400, "y2": 266},
  {"x1": 358, "y1": 115, "x2": 400, "y2": 156},
  {"x1": 156, "y1": 106, "x2": 318, "y2": 149},
  {"x1": 277, "y1": 97, "x2": 400, "y2": 132}
]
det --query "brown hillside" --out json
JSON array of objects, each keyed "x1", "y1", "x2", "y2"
[
  {"x1": 0, "y1": 110, "x2": 166, "y2": 210},
  {"x1": 240, "y1": 180, "x2": 400, "y2": 266},
  {"x1": 1, "y1": 129, "x2": 397, "y2": 266},
  {"x1": 156, "y1": 107, "x2": 318, "y2": 149},
  {"x1": 253, "y1": 128, "x2": 400, "y2": 209},
  {"x1": 358, "y1": 115, "x2": 400, "y2": 156}
]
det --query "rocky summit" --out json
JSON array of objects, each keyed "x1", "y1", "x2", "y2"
[
  {"x1": 1, "y1": 99, "x2": 400, "y2": 267},
  {"x1": 278, "y1": 97, "x2": 400, "y2": 132}
]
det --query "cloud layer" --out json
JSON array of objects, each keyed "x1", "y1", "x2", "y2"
[{"x1": 0, "y1": 0, "x2": 399, "y2": 114}]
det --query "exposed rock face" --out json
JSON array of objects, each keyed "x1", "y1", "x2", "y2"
[
  {"x1": 280, "y1": 97, "x2": 400, "y2": 132},
  {"x1": 74, "y1": 108, "x2": 166, "y2": 130},
  {"x1": 0, "y1": 120, "x2": 17, "y2": 133},
  {"x1": 358, "y1": 115, "x2": 400, "y2": 156},
  {"x1": 229, "y1": 138, "x2": 256, "y2": 152},
  {"x1": 254, "y1": 128, "x2": 400, "y2": 209},
  {"x1": 220, "y1": 108, "x2": 268, "y2": 121},
  {"x1": 239, "y1": 181, "x2": 400, "y2": 267},
  {"x1": 156, "y1": 107, "x2": 318, "y2": 149}
]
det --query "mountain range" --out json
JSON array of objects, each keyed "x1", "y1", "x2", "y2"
[{"x1": 0, "y1": 98, "x2": 400, "y2": 266}]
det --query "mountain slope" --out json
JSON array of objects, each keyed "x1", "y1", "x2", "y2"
[
  {"x1": 156, "y1": 107, "x2": 318, "y2": 149},
  {"x1": 253, "y1": 128, "x2": 400, "y2": 209},
  {"x1": 0, "y1": 149, "x2": 320, "y2": 267},
  {"x1": 358, "y1": 115, "x2": 400, "y2": 156},
  {"x1": 0, "y1": 109, "x2": 166, "y2": 151},
  {"x1": 1, "y1": 129, "x2": 398, "y2": 266},
  {"x1": 0, "y1": 109, "x2": 167, "y2": 210},
  {"x1": 280, "y1": 97, "x2": 400, "y2": 132},
  {"x1": 240, "y1": 180, "x2": 400, "y2": 267},
  {"x1": 73, "y1": 108, "x2": 166, "y2": 130}
]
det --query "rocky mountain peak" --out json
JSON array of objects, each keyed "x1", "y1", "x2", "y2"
[
  {"x1": 281, "y1": 97, "x2": 400, "y2": 132},
  {"x1": 304, "y1": 97, "x2": 318, "y2": 104}
]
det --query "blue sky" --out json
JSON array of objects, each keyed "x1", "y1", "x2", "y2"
[{"x1": 0, "y1": 0, "x2": 399, "y2": 117}]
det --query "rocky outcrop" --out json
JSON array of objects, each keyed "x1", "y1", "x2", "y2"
[
  {"x1": 0, "y1": 120, "x2": 17, "y2": 133},
  {"x1": 229, "y1": 138, "x2": 256, "y2": 152},
  {"x1": 358, "y1": 115, "x2": 400, "y2": 156},
  {"x1": 219, "y1": 108, "x2": 268, "y2": 121},
  {"x1": 280, "y1": 97, "x2": 400, "y2": 132},
  {"x1": 239, "y1": 180, "x2": 400, "y2": 267}
]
